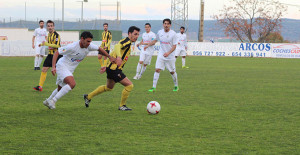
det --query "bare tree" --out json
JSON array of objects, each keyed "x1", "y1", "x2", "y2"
[{"x1": 213, "y1": 0, "x2": 287, "y2": 43}]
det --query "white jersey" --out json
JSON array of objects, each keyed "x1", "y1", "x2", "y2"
[
  {"x1": 156, "y1": 29, "x2": 177, "y2": 60},
  {"x1": 57, "y1": 40, "x2": 98, "y2": 72},
  {"x1": 33, "y1": 27, "x2": 47, "y2": 43},
  {"x1": 141, "y1": 31, "x2": 156, "y2": 55},
  {"x1": 176, "y1": 33, "x2": 187, "y2": 50}
]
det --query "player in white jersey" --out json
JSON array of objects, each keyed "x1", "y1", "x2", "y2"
[
  {"x1": 148, "y1": 18, "x2": 179, "y2": 92},
  {"x1": 32, "y1": 20, "x2": 47, "y2": 70},
  {"x1": 134, "y1": 23, "x2": 156, "y2": 80},
  {"x1": 42, "y1": 31, "x2": 115, "y2": 109},
  {"x1": 175, "y1": 26, "x2": 189, "y2": 68}
]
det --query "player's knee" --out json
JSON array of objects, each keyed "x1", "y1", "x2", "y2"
[
  {"x1": 170, "y1": 71, "x2": 175, "y2": 75},
  {"x1": 125, "y1": 84, "x2": 134, "y2": 92},
  {"x1": 139, "y1": 61, "x2": 143, "y2": 64},
  {"x1": 155, "y1": 69, "x2": 161, "y2": 73},
  {"x1": 144, "y1": 64, "x2": 147, "y2": 67},
  {"x1": 42, "y1": 68, "x2": 48, "y2": 72},
  {"x1": 105, "y1": 86, "x2": 113, "y2": 91},
  {"x1": 98, "y1": 55, "x2": 102, "y2": 59},
  {"x1": 69, "y1": 82, "x2": 76, "y2": 89}
]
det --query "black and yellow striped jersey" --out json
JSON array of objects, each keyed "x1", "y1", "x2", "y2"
[
  {"x1": 47, "y1": 31, "x2": 60, "y2": 55},
  {"x1": 107, "y1": 37, "x2": 132, "y2": 70},
  {"x1": 101, "y1": 31, "x2": 112, "y2": 50}
]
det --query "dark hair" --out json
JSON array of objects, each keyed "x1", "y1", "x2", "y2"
[
  {"x1": 163, "y1": 18, "x2": 171, "y2": 24},
  {"x1": 103, "y1": 23, "x2": 108, "y2": 26},
  {"x1": 39, "y1": 20, "x2": 44, "y2": 24},
  {"x1": 46, "y1": 20, "x2": 55, "y2": 26},
  {"x1": 80, "y1": 31, "x2": 93, "y2": 39},
  {"x1": 180, "y1": 26, "x2": 185, "y2": 30},
  {"x1": 128, "y1": 26, "x2": 140, "y2": 34},
  {"x1": 145, "y1": 23, "x2": 151, "y2": 27}
]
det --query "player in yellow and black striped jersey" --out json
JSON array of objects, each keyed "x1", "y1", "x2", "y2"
[
  {"x1": 84, "y1": 26, "x2": 140, "y2": 111},
  {"x1": 98, "y1": 23, "x2": 112, "y2": 67},
  {"x1": 33, "y1": 20, "x2": 63, "y2": 92}
]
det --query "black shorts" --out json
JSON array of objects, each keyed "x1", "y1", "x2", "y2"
[
  {"x1": 43, "y1": 54, "x2": 63, "y2": 67},
  {"x1": 106, "y1": 68, "x2": 126, "y2": 83},
  {"x1": 98, "y1": 49, "x2": 110, "y2": 55}
]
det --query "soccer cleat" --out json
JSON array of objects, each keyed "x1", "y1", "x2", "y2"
[
  {"x1": 182, "y1": 66, "x2": 189, "y2": 69},
  {"x1": 148, "y1": 87, "x2": 156, "y2": 92},
  {"x1": 43, "y1": 98, "x2": 49, "y2": 108},
  {"x1": 133, "y1": 75, "x2": 139, "y2": 80},
  {"x1": 83, "y1": 94, "x2": 91, "y2": 108},
  {"x1": 47, "y1": 99, "x2": 56, "y2": 109},
  {"x1": 36, "y1": 67, "x2": 41, "y2": 70},
  {"x1": 34, "y1": 67, "x2": 37, "y2": 70},
  {"x1": 138, "y1": 75, "x2": 142, "y2": 79},
  {"x1": 33, "y1": 86, "x2": 43, "y2": 91},
  {"x1": 173, "y1": 86, "x2": 179, "y2": 92},
  {"x1": 118, "y1": 105, "x2": 132, "y2": 111}
]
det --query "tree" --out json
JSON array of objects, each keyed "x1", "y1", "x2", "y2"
[{"x1": 213, "y1": 0, "x2": 287, "y2": 43}]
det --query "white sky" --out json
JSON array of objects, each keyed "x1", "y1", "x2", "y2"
[{"x1": 0, "y1": 0, "x2": 299, "y2": 21}]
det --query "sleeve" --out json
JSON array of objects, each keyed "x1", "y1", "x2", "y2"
[
  {"x1": 151, "y1": 32, "x2": 156, "y2": 41},
  {"x1": 43, "y1": 34, "x2": 60, "y2": 48},
  {"x1": 172, "y1": 33, "x2": 178, "y2": 46},
  {"x1": 88, "y1": 43, "x2": 99, "y2": 51},
  {"x1": 155, "y1": 31, "x2": 160, "y2": 41},
  {"x1": 33, "y1": 29, "x2": 37, "y2": 36},
  {"x1": 55, "y1": 34, "x2": 61, "y2": 47},
  {"x1": 58, "y1": 43, "x2": 73, "y2": 55}
]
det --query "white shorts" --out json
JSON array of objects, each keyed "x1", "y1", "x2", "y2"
[
  {"x1": 155, "y1": 57, "x2": 176, "y2": 72},
  {"x1": 35, "y1": 44, "x2": 46, "y2": 55},
  {"x1": 139, "y1": 52, "x2": 152, "y2": 65},
  {"x1": 175, "y1": 49, "x2": 186, "y2": 56},
  {"x1": 56, "y1": 64, "x2": 73, "y2": 87}
]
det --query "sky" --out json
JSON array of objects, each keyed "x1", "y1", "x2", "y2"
[{"x1": 0, "y1": 0, "x2": 299, "y2": 21}]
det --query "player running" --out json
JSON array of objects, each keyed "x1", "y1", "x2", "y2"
[
  {"x1": 32, "y1": 20, "x2": 47, "y2": 70},
  {"x1": 84, "y1": 26, "x2": 140, "y2": 111},
  {"x1": 98, "y1": 23, "x2": 112, "y2": 69},
  {"x1": 43, "y1": 31, "x2": 115, "y2": 109},
  {"x1": 133, "y1": 23, "x2": 156, "y2": 80},
  {"x1": 33, "y1": 20, "x2": 63, "y2": 91},
  {"x1": 175, "y1": 26, "x2": 189, "y2": 68},
  {"x1": 148, "y1": 18, "x2": 179, "y2": 92}
]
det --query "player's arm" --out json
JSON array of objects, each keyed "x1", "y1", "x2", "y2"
[
  {"x1": 144, "y1": 39, "x2": 157, "y2": 50},
  {"x1": 137, "y1": 39, "x2": 143, "y2": 47},
  {"x1": 32, "y1": 36, "x2": 35, "y2": 49},
  {"x1": 40, "y1": 35, "x2": 60, "y2": 48},
  {"x1": 51, "y1": 51, "x2": 59, "y2": 76},
  {"x1": 164, "y1": 45, "x2": 176, "y2": 57},
  {"x1": 107, "y1": 32, "x2": 112, "y2": 49},
  {"x1": 98, "y1": 47, "x2": 114, "y2": 62}
]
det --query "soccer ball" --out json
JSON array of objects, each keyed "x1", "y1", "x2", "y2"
[{"x1": 147, "y1": 101, "x2": 161, "y2": 114}]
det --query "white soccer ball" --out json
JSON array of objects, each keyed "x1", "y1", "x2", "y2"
[{"x1": 147, "y1": 101, "x2": 161, "y2": 114}]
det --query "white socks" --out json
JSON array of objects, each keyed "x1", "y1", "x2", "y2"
[
  {"x1": 136, "y1": 63, "x2": 142, "y2": 76},
  {"x1": 153, "y1": 72, "x2": 160, "y2": 88},
  {"x1": 48, "y1": 88, "x2": 58, "y2": 100},
  {"x1": 34, "y1": 56, "x2": 39, "y2": 67},
  {"x1": 52, "y1": 85, "x2": 72, "y2": 102},
  {"x1": 171, "y1": 72, "x2": 178, "y2": 87},
  {"x1": 38, "y1": 56, "x2": 43, "y2": 67},
  {"x1": 140, "y1": 65, "x2": 147, "y2": 76},
  {"x1": 182, "y1": 58, "x2": 186, "y2": 67}
]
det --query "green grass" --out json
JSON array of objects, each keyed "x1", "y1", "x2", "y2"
[{"x1": 0, "y1": 56, "x2": 299, "y2": 154}]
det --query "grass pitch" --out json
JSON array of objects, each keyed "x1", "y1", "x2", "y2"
[{"x1": 0, "y1": 56, "x2": 299, "y2": 154}]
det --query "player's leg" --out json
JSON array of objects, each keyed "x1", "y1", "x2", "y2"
[
  {"x1": 37, "y1": 46, "x2": 45, "y2": 69},
  {"x1": 181, "y1": 50, "x2": 189, "y2": 68},
  {"x1": 34, "y1": 45, "x2": 41, "y2": 70},
  {"x1": 149, "y1": 58, "x2": 164, "y2": 92},
  {"x1": 43, "y1": 85, "x2": 61, "y2": 108},
  {"x1": 166, "y1": 59, "x2": 179, "y2": 91},
  {"x1": 33, "y1": 67, "x2": 49, "y2": 91},
  {"x1": 103, "y1": 50, "x2": 110, "y2": 67},
  {"x1": 139, "y1": 54, "x2": 152, "y2": 78},
  {"x1": 134, "y1": 53, "x2": 145, "y2": 79},
  {"x1": 98, "y1": 53, "x2": 103, "y2": 67},
  {"x1": 119, "y1": 77, "x2": 133, "y2": 110}
]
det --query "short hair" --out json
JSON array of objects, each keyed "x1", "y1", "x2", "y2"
[
  {"x1": 128, "y1": 26, "x2": 140, "y2": 34},
  {"x1": 163, "y1": 18, "x2": 171, "y2": 24},
  {"x1": 180, "y1": 26, "x2": 185, "y2": 30},
  {"x1": 39, "y1": 20, "x2": 44, "y2": 24},
  {"x1": 46, "y1": 20, "x2": 55, "y2": 26},
  {"x1": 80, "y1": 31, "x2": 93, "y2": 39},
  {"x1": 103, "y1": 23, "x2": 108, "y2": 26},
  {"x1": 145, "y1": 23, "x2": 151, "y2": 27}
]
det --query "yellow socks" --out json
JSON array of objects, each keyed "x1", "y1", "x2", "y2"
[
  {"x1": 98, "y1": 58, "x2": 103, "y2": 67},
  {"x1": 103, "y1": 58, "x2": 108, "y2": 67},
  {"x1": 87, "y1": 85, "x2": 112, "y2": 100},
  {"x1": 38, "y1": 72, "x2": 47, "y2": 87},
  {"x1": 120, "y1": 84, "x2": 134, "y2": 107}
]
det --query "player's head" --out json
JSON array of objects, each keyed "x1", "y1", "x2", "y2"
[
  {"x1": 80, "y1": 31, "x2": 93, "y2": 48},
  {"x1": 46, "y1": 20, "x2": 55, "y2": 33},
  {"x1": 103, "y1": 23, "x2": 108, "y2": 31},
  {"x1": 128, "y1": 26, "x2": 140, "y2": 42},
  {"x1": 163, "y1": 18, "x2": 171, "y2": 32},
  {"x1": 180, "y1": 26, "x2": 185, "y2": 33},
  {"x1": 39, "y1": 20, "x2": 44, "y2": 28},
  {"x1": 145, "y1": 23, "x2": 151, "y2": 33}
]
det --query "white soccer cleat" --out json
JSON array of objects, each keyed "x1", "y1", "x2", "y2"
[
  {"x1": 133, "y1": 75, "x2": 139, "y2": 80},
  {"x1": 43, "y1": 98, "x2": 49, "y2": 108},
  {"x1": 47, "y1": 99, "x2": 56, "y2": 109},
  {"x1": 138, "y1": 75, "x2": 142, "y2": 79}
]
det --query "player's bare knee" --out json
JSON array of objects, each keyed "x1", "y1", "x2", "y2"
[
  {"x1": 155, "y1": 69, "x2": 161, "y2": 73},
  {"x1": 139, "y1": 61, "x2": 143, "y2": 64},
  {"x1": 69, "y1": 82, "x2": 76, "y2": 89},
  {"x1": 170, "y1": 71, "x2": 175, "y2": 75},
  {"x1": 42, "y1": 68, "x2": 48, "y2": 72},
  {"x1": 144, "y1": 64, "x2": 147, "y2": 67},
  {"x1": 125, "y1": 84, "x2": 134, "y2": 92},
  {"x1": 106, "y1": 85, "x2": 113, "y2": 91}
]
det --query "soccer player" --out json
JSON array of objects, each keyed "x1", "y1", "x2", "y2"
[
  {"x1": 133, "y1": 23, "x2": 156, "y2": 80},
  {"x1": 84, "y1": 26, "x2": 140, "y2": 111},
  {"x1": 175, "y1": 26, "x2": 189, "y2": 68},
  {"x1": 148, "y1": 18, "x2": 179, "y2": 92},
  {"x1": 98, "y1": 23, "x2": 112, "y2": 68},
  {"x1": 33, "y1": 20, "x2": 62, "y2": 92},
  {"x1": 43, "y1": 31, "x2": 115, "y2": 109},
  {"x1": 32, "y1": 20, "x2": 47, "y2": 70}
]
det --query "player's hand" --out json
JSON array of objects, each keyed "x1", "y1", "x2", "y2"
[
  {"x1": 100, "y1": 67, "x2": 106, "y2": 74},
  {"x1": 144, "y1": 45, "x2": 149, "y2": 51},
  {"x1": 39, "y1": 41, "x2": 45, "y2": 47},
  {"x1": 163, "y1": 52, "x2": 170, "y2": 57},
  {"x1": 137, "y1": 43, "x2": 140, "y2": 47},
  {"x1": 32, "y1": 44, "x2": 35, "y2": 49},
  {"x1": 51, "y1": 67, "x2": 56, "y2": 76},
  {"x1": 116, "y1": 57, "x2": 122, "y2": 67},
  {"x1": 109, "y1": 56, "x2": 116, "y2": 63}
]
